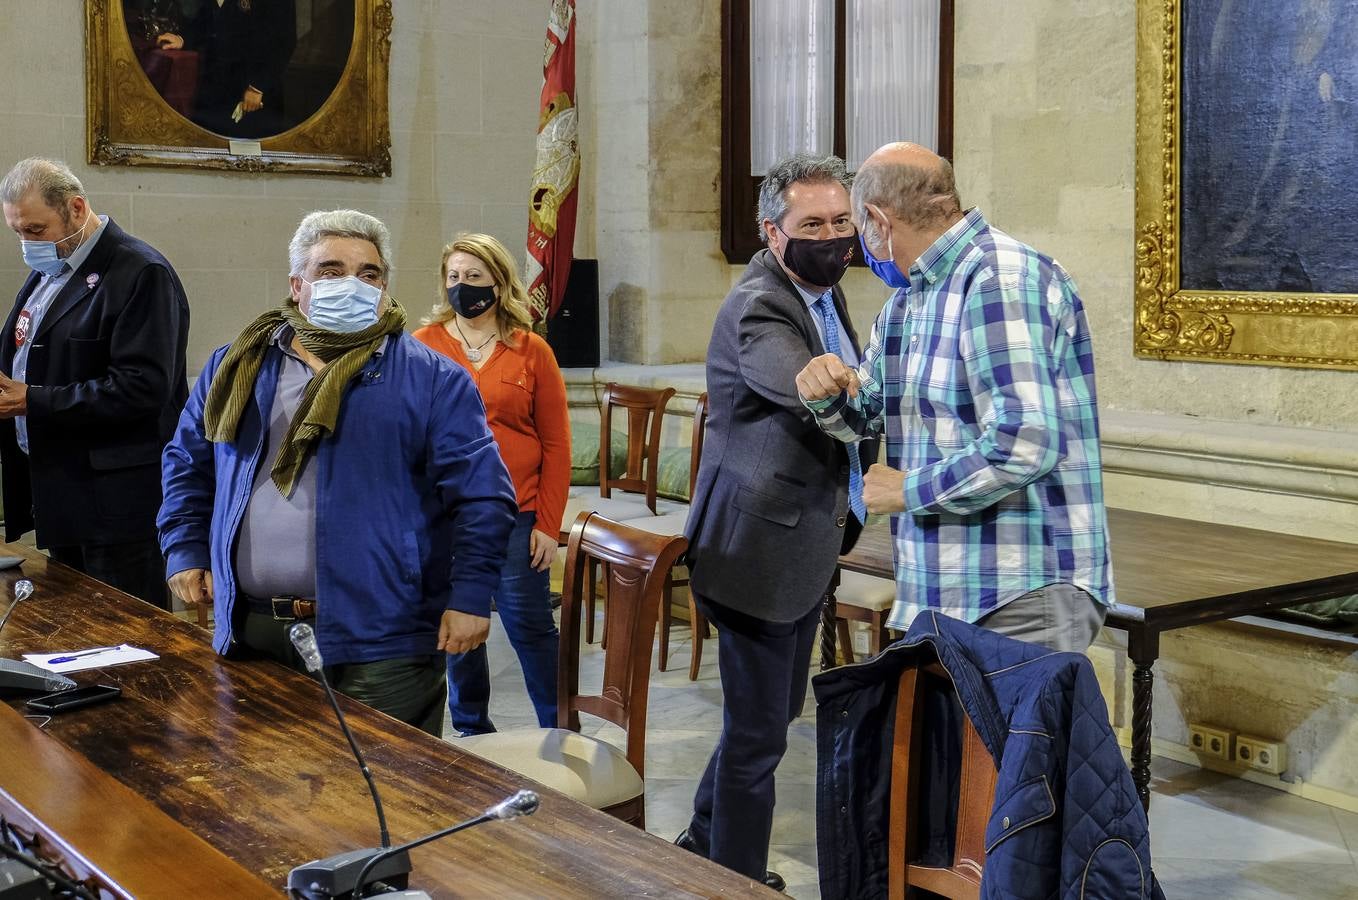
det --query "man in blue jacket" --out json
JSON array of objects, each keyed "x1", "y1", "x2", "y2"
[{"x1": 159, "y1": 209, "x2": 517, "y2": 736}]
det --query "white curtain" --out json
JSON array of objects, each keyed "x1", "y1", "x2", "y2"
[
  {"x1": 749, "y1": 0, "x2": 836, "y2": 176},
  {"x1": 846, "y1": 0, "x2": 940, "y2": 168}
]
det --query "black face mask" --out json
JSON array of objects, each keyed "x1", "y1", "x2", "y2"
[
  {"x1": 448, "y1": 282, "x2": 498, "y2": 317},
  {"x1": 777, "y1": 230, "x2": 857, "y2": 288}
]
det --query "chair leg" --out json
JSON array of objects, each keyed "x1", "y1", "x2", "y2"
[
  {"x1": 871, "y1": 612, "x2": 890, "y2": 657},
  {"x1": 836, "y1": 618, "x2": 855, "y2": 665},
  {"x1": 658, "y1": 575, "x2": 673, "y2": 672},
  {"x1": 687, "y1": 594, "x2": 705, "y2": 682}
]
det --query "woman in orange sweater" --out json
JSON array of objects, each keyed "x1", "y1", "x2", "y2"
[{"x1": 413, "y1": 233, "x2": 571, "y2": 735}]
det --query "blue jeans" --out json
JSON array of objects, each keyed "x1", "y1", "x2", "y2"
[{"x1": 447, "y1": 511, "x2": 559, "y2": 735}]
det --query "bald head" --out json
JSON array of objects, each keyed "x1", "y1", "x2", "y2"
[{"x1": 852, "y1": 141, "x2": 961, "y2": 232}]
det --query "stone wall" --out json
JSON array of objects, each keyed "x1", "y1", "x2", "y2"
[{"x1": 0, "y1": 0, "x2": 546, "y2": 373}]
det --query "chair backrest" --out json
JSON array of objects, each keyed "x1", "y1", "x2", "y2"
[
  {"x1": 598, "y1": 382, "x2": 676, "y2": 512},
  {"x1": 889, "y1": 655, "x2": 999, "y2": 900},
  {"x1": 558, "y1": 511, "x2": 688, "y2": 779},
  {"x1": 687, "y1": 392, "x2": 709, "y2": 498}
]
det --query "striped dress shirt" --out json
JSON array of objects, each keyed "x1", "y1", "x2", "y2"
[{"x1": 805, "y1": 209, "x2": 1114, "y2": 629}]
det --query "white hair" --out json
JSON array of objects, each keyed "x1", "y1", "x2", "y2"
[
  {"x1": 287, "y1": 209, "x2": 393, "y2": 278},
  {"x1": 0, "y1": 158, "x2": 85, "y2": 210}
]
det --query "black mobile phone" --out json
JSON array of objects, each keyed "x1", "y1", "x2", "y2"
[{"x1": 25, "y1": 683, "x2": 122, "y2": 714}]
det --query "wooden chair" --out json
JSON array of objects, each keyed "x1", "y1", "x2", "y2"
[
  {"x1": 458, "y1": 512, "x2": 687, "y2": 829},
  {"x1": 570, "y1": 382, "x2": 682, "y2": 643},
  {"x1": 832, "y1": 570, "x2": 895, "y2": 664},
  {"x1": 889, "y1": 655, "x2": 999, "y2": 899},
  {"x1": 626, "y1": 393, "x2": 710, "y2": 679},
  {"x1": 572, "y1": 382, "x2": 683, "y2": 522}
]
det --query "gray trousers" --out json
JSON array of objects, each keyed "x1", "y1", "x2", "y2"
[{"x1": 976, "y1": 583, "x2": 1106, "y2": 652}]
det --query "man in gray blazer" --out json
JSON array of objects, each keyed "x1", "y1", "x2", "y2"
[{"x1": 676, "y1": 154, "x2": 875, "y2": 889}]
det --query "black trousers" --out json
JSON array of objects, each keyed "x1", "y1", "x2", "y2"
[
  {"x1": 241, "y1": 612, "x2": 448, "y2": 737},
  {"x1": 686, "y1": 594, "x2": 821, "y2": 880},
  {"x1": 49, "y1": 538, "x2": 171, "y2": 611}
]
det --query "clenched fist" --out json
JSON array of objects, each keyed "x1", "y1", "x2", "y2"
[
  {"x1": 796, "y1": 353, "x2": 859, "y2": 402},
  {"x1": 863, "y1": 463, "x2": 907, "y2": 514}
]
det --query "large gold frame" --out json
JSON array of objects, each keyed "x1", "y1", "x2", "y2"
[
  {"x1": 85, "y1": 0, "x2": 392, "y2": 177},
  {"x1": 1134, "y1": 0, "x2": 1358, "y2": 370}
]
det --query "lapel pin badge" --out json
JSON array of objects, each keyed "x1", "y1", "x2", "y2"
[{"x1": 86, "y1": 273, "x2": 100, "y2": 288}]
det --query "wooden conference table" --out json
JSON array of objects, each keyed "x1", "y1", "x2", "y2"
[
  {"x1": 0, "y1": 547, "x2": 774, "y2": 898},
  {"x1": 830, "y1": 508, "x2": 1358, "y2": 811}
]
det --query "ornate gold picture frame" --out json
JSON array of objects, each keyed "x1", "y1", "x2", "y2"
[
  {"x1": 1135, "y1": 0, "x2": 1358, "y2": 370},
  {"x1": 86, "y1": 0, "x2": 392, "y2": 177}
]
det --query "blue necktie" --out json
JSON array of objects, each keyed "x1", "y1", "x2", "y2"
[{"x1": 813, "y1": 291, "x2": 867, "y2": 522}]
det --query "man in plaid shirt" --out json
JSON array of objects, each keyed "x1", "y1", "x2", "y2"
[{"x1": 796, "y1": 142, "x2": 1113, "y2": 651}]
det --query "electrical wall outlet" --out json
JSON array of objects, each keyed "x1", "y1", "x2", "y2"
[
  {"x1": 1236, "y1": 734, "x2": 1287, "y2": 775},
  {"x1": 1187, "y1": 723, "x2": 1234, "y2": 761}
]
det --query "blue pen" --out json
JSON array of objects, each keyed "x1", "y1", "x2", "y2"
[{"x1": 47, "y1": 645, "x2": 124, "y2": 665}]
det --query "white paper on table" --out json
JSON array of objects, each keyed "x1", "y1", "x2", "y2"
[{"x1": 22, "y1": 644, "x2": 159, "y2": 674}]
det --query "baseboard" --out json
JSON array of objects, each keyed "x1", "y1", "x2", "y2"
[{"x1": 1113, "y1": 726, "x2": 1358, "y2": 814}]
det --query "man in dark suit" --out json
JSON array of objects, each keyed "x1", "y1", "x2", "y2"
[
  {"x1": 677, "y1": 154, "x2": 874, "y2": 889},
  {"x1": 0, "y1": 158, "x2": 189, "y2": 609},
  {"x1": 157, "y1": 0, "x2": 298, "y2": 138}
]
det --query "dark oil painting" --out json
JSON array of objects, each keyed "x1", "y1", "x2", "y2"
[
  {"x1": 1179, "y1": 0, "x2": 1358, "y2": 295},
  {"x1": 122, "y1": 0, "x2": 355, "y2": 140}
]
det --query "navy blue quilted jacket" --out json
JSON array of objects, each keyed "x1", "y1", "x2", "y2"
[{"x1": 814, "y1": 611, "x2": 1165, "y2": 899}]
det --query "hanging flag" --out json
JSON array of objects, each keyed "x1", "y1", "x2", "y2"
[{"x1": 524, "y1": 0, "x2": 580, "y2": 323}]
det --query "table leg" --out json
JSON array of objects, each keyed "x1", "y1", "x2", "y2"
[
  {"x1": 820, "y1": 568, "x2": 842, "y2": 671},
  {"x1": 1128, "y1": 631, "x2": 1159, "y2": 814}
]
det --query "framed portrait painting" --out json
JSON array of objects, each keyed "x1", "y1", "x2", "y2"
[
  {"x1": 1135, "y1": 0, "x2": 1358, "y2": 370},
  {"x1": 87, "y1": 0, "x2": 392, "y2": 176}
]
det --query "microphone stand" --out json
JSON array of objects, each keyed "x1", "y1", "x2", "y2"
[
  {"x1": 286, "y1": 623, "x2": 409, "y2": 899},
  {"x1": 0, "y1": 579, "x2": 77, "y2": 694},
  {"x1": 350, "y1": 792, "x2": 540, "y2": 899}
]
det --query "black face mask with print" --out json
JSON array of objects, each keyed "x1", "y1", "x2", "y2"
[
  {"x1": 778, "y1": 230, "x2": 857, "y2": 288},
  {"x1": 448, "y1": 282, "x2": 498, "y2": 317}
]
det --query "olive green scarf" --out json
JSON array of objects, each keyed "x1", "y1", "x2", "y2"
[{"x1": 202, "y1": 298, "x2": 407, "y2": 497}]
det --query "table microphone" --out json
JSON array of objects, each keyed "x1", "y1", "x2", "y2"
[
  {"x1": 0, "y1": 579, "x2": 77, "y2": 694},
  {"x1": 348, "y1": 790, "x2": 540, "y2": 899},
  {"x1": 286, "y1": 623, "x2": 412, "y2": 899},
  {"x1": 0, "y1": 579, "x2": 34, "y2": 633}
]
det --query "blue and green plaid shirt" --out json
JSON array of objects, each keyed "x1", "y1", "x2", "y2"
[{"x1": 806, "y1": 209, "x2": 1113, "y2": 629}]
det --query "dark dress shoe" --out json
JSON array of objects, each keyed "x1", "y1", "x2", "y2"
[
  {"x1": 674, "y1": 832, "x2": 785, "y2": 893},
  {"x1": 674, "y1": 828, "x2": 704, "y2": 855}
]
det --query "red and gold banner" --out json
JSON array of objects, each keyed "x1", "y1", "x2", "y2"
[{"x1": 525, "y1": 0, "x2": 580, "y2": 322}]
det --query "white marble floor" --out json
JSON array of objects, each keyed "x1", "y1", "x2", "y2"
[{"x1": 453, "y1": 613, "x2": 1358, "y2": 900}]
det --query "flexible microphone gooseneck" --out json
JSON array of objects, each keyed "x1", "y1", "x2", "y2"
[
  {"x1": 348, "y1": 790, "x2": 540, "y2": 900},
  {"x1": 0, "y1": 579, "x2": 34, "y2": 634},
  {"x1": 288, "y1": 623, "x2": 391, "y2": 849}
]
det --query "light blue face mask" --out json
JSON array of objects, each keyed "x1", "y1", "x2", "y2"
[
  {"x1": 20, "y1": 219, "x2": 85, "y2": 277},
  {"x1": 302, "y1": 275, "x2": 383, "y2": 332},
  {"x1": 859, "y1": 213, "x2": 910, "y2": 290}
]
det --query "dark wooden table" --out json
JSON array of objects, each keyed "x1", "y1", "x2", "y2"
[
  {"x1": 0, "y1": 546, "x2": 774, "y2": 898},
  {"x1": 829, "y1": 508, "x2": 1358, "y2": 811}
]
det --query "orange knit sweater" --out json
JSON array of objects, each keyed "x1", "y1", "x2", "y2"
[{"x1": 413, "y1": 324, "x2": 571, "y2": 537}]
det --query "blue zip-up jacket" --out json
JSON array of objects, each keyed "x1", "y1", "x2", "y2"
[
  {"x1": 158, "y1": 333, "x2": 518, "y2": 667},
  {"x1": 814, "y1": 612, "x2": 1164, "y2": 900}
]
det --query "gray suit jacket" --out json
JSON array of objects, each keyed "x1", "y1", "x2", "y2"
[{"x1": 685, "y1": 249, "x2": 876, "y2": 622}]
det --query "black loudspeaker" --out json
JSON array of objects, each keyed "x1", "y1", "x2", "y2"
[{"x1": 546, "y1": 259, "x2": 600, "y2": 368}]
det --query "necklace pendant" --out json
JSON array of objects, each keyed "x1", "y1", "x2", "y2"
[{"x1": 466, "y1": 348, "x2": 482, "y2": 362}]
